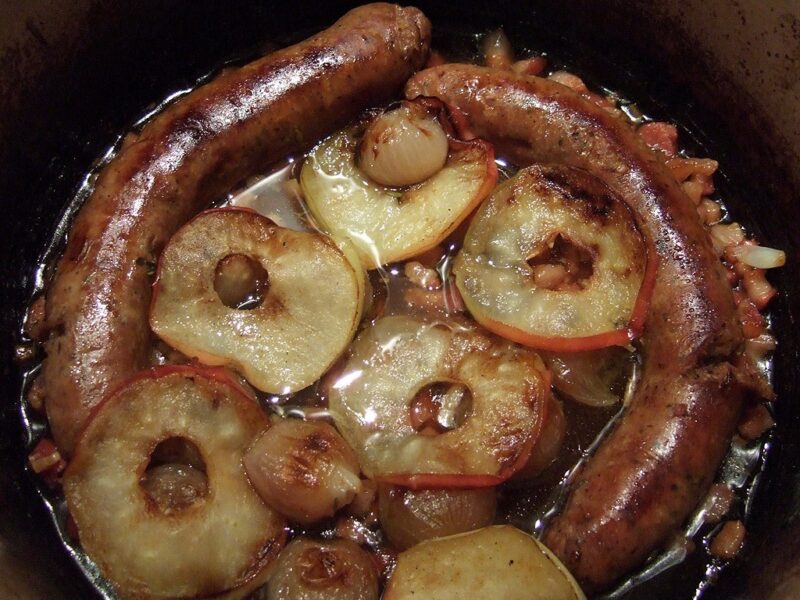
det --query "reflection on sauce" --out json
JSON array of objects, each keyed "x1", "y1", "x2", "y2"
[
  {"x1": 17, "y1": 31, "x2": 775, "y2": 600},
  {"x1": 226, "y1": 154, "x2": 625, "y2": 549},
  {"x1": 224, "y1": 149, "x2": 772, "y2": 599},
  {"x1": 230, "y1": 159, "x2": 312, "y2": 232}
]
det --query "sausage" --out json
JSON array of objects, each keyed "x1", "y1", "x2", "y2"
[
  {"x1": 406, "y1": 64, "x2": 748, "y2": 591},
  {"x1": 42, "y1": 3, "x2": 431, "y2": 454}
]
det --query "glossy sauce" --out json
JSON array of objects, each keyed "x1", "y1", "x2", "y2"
[
  {"x1": 16, "y1": 30, "x2": 775, "y2": 600},
  {"x1": 221, "y1": 141, "x2": 767, "y2": 599}
]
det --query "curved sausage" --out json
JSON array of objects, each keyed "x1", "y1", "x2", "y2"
[
  {"x1": 406, "y1": 64, "x2": 747, "y2": 591},
  {"x1": 42, "y1": 3, "x2": 431, "y2": 453}
]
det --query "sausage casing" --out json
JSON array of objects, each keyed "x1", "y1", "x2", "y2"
[
  {"x1": 406, "y1": 64, "x2": 746, "y2": 591},
  {"x1": 43, "y1": 3, "x2": 431, "y2": 453}
]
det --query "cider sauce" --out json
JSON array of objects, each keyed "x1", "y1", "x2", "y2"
[
  {"x1": 17, "y1": 28, "x2": 775, "y2": 600},
  {"x1": 220, "y1": 140, "x2": 753, "y2": 600},
  {"x1": 220, "y1": 50, "x2": 773, "y2": 595}
]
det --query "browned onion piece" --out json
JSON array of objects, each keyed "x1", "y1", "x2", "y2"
[
  {"x1": 513, "y1": 395, "x2": 566, "y2": 480},
  {"x1": 541, "y1": 347, "x2": 632, "y2": 407},
  {"x1": 266, "y1": 538, "x2": 379, "y2": 600},
  {"x1": 244, "y1": 419, "x2": 362, "y2": 525},
  {"x1": 359, "y1": 102, "x2": 449, "y2": 188},
  {"x1": 378, "y1": 485, "x2": 497, "y2": 550}
]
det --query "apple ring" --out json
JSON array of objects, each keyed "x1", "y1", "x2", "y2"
[
  {"x1": 63, "y1": 365, "x2": 285, "y2": 599},
  {"x1": 300, "y1": 99, "x2": 497, "y2": 267},
  {"x1": 454, "y1": 164, "x2": 655, "y2": 351},
  {"x1": 150, "y1": 208, "x2": 365, "y2": 394},
  {"x1": 328, "y1": 316, "x2": 549, "y2": 488}
]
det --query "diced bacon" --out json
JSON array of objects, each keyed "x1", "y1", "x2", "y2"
[
  {"x1": 23, "y1": 295, "x2": 47, "y2": 341},
  {"x1": 637, "y1": 122, "x2": 678, "y2": 156},
  {"x1": 738, "y1": 403, "x2": 775, "y2": 440},
  {"x1": 693, "y1": 172, "x2": 715, "y2": 196},
  {"x1": 404, "y1": 281, "x2": 465, "y2": 315},
  {"x1": 666, "y1": 157, "x2": 718, "y2": 183},
  {"x1": 512, "y1": 56, "x2": 548, "y2": 76},
  {"x1": 682, "y1": 179, "x2": 704, "y2": 205},
  {"x1": 709, "y1": 521, "x2": 746, "y2": 560},
  {"x1": 742, "y1": 269, "x2": 777, "y2": 310},
  {"x1": 28, "y1": 438, "x2": 66, "y2": 487},
  {"x1": 700, "y1": 484, "x2": 735, "y2": 525},
  {"x1": 548, "y1": 70, "x2": 588, "y2": 92},
  {"x1": 404, "y1": 261, "x2": 442, "y2": 290},
  {"x1": 736, "y1": 296, "x2": 765, "y2": 339},
  {"x1": 710, "y1": 223, "x2": 745, "y2": 256},
  {"x1": 745, "y1": 333, "x2": 777, "y2": 366},
  {"x1": 697, "y1": 199, "x2": 722, "y2": 225},
  {"x1": 26, "y1": 376, "x2": 46, "y2": 412}
]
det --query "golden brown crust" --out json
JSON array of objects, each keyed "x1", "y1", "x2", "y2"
[
  {"x1": 64, "y1": 365, "x2": 285, "y2": 599},
  {"x1": 42, "y1": 3, "x2": 431, "y2": 453},
  {"x1": 406, "y1": 64, "x2": 746, "y2": 591}
]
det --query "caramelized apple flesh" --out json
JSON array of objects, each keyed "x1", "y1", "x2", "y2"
[
  {"x1": 455, "y1": 165, "x2": 654, "y2": 351},
  {"x1": 328, "y1": 316, "x2": 548, "y2": 487},
  {"x1": 150, "y1": 208, "x2": 365, "y2": 394},
  {"x1": 300, "y1": 103, "x2": 496, "y2": 267},
  {"x1": 64, "y1": 366, "x2": 285, "y2": 599}
]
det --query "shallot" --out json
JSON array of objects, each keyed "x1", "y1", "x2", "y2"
[
  {"x1": 359, "y1": 104, "x2": 448, "y2": 187},
  {"x1": 244, "y1": 419, "x2": 362, "y2": 524},
  {"x1": 378, "y1": 485, "x2": 496, "y2": 550},
  {"x1": 267, "y1": 538, "x2": 379, "y2": 600}
]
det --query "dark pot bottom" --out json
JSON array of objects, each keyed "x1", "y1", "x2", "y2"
[{"x1": 0, "y1": 2, "x2": 797, "y2": 598}]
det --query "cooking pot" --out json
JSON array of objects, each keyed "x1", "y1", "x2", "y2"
[{"x1": 0, "y1": 1, "x2": 797, "y2": 598}]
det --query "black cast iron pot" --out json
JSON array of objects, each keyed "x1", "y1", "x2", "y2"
[{"x1": 1, "y1": 1, "x2": 798, "y2": 598}]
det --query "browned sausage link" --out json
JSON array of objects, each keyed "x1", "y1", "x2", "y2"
[
  {"x1": 42, "y1": 3, "x2": 431, "y2": 454},
  {"x1": 406, "y1": 65, "x2": 746, "y2": 591}
]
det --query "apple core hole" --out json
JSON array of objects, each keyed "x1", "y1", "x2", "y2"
[
  {"x1": 140, "y1": 437, "x2": 209, "y2": 514},
  {"x1": 527, "y1": 233, "x2": 594, "y2": 291},
  {"x1": 410, "y1": 382, "x2": 472, "y2": 435},
  {"x1": 214, "y1": 253, "x2": 269, "y2": 309}
]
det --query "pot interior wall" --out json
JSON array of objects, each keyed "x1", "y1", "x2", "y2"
[{"x1": 0, "y1": 1, "x2": 797, "y2": 598}]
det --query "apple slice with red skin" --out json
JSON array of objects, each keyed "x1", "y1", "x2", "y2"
[
  {"x1": 150, "y1": 207, "x2": 365, "y2": 394},
  {"x1": 300, "y1": 98, "x2": 497, "y2": 268},
  {"x1": 454, "y1": 164, "x2": 656, "y2": 352},
  {"x1": 63, "y1": 365, "x2": 285, "y2": 600},
  {"x1": 328, "y1": 316, "x2": 549, "y2": 489}
]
